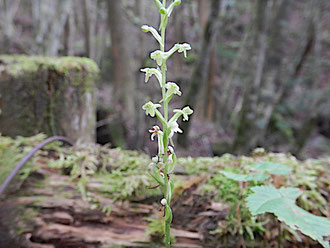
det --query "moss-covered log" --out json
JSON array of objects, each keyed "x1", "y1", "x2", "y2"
[
  {"x1": 0, "y1": 55, "x2": 99, "y2": 142},
  {"x1": 0, "y1": 135, "x2": 329, "y2": 247}
]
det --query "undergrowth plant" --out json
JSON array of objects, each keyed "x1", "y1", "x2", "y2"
[
  {"x1": 222, "y1": 162, "x2": 330, "y2": 248},
  {"x1": 140, "y1": 0, "x2": 193, "y2": 247}
]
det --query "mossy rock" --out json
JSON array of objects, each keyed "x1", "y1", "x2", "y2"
[{"x1": 0, "y1": 55, "x2": 100, "y2": 142}]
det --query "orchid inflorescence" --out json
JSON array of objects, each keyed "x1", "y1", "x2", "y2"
[{"x1": 140, "y1": 0, "x2": 193, "y2": 247}]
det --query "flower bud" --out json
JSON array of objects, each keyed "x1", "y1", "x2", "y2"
[
  {"x1": 174, "y1": 0, "x2": 181, "y2": 6},
  {"x1": 159, "y1": 7, "x2": 167, "y2": 15},
  {"x1": 161, "y1": 198, "x2": 167, "y2": 206},
  {"x1": 141, "y1": 25, "x2": 149, "y2": 32},
  {"x1": 152, "y1": 156, "x2": 158, "y2": 163}
]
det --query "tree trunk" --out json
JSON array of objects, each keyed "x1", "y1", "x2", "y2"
[
  {"x1": 198, "y1": 0, "x2": 209, "y2": 31},
  {"x1": 107, "y1": 1, "x2": 135, "y2": 116},
  {"x1": 45, "y1": 0, "x2": 72, "y2": 56},
  {"x1": 205, "y1": 43, "x2": 218, "y2": 121},
  {"x1": 64, "y1": 9, "x2": 75, "y2": 56},
  {"x1": 32, "y1": 0, "x2": 71, "y2": 56},
  {"x1": 291, "y1": 0, "x2": 323, "y2": 156},
  {"x1": 82, "y1": 0, "x2": 96, "y2": 59},
  {"x1": 178, "y1": 0, "x2": 221, "y2": 147},
  {"x1": 107, "y1": 0, "x2": 136, "y2": 147},
  {"x1": 0, "y1": 55, "x2": 99, "y2": 143},
  {"x1": 0, "y1": 0, "x2": 20, "y2": 53},
  {"x1": 232, "y1": 0, "x2": 293, "y2": 154}
]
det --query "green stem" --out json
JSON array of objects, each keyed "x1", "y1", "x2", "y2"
[
  {"x1": 165, "y1": 210, "x2": 171, "y2": 247},
  {"x1": 278, "y1": 221, "x2": 282, "y2": 248},
  {"x1": 161, "y1": 33, "x2": 167, "y2": 121},
  {"x1": 160, "y1": 1, "x2": 171, "y2": 247}
]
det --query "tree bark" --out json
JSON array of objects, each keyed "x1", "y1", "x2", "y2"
[
  {"x1": 64, "y1": 8, "x2": 75, "y2": 56},
  {"x1": 291, "y1": 0, "x2": 323, "y2": 155},
  {"x1": 82, "y1": 0, "x2": 96, "y2": 59},
  {"x1": 45, "y1": 0, "x2": 72, "y2": 56},
  {"x1": 0, "y1": 0, "x2": 21, "y2": 53},
  {"x1": 32, "y1": 0, "x2": 71, "y2": 56},
  {"x1": 217, "y1": 29, "x2": 250, "y2": 128},
  {"x1": 178, "y1": 0, "x2": 222, "y2": 147},
  {"x1": 198, "y1": 0, "x2": 209, "y2": 29},
  {"x1": 0, "y1": 55, "x2": 99, "y2": 143},
  {"x1": 107, "y1": 0, "x2": 135, "y2": 121},
  {"x1": 232, "y1": 0, "x2": 293, "y2": 154},
  {"x1": 205, "y1": 44, "x2": 217, "y2": 121}
]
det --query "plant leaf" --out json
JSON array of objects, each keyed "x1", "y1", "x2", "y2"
[
  {"x1": 251, "y1": 162, "x2": 292, "y2": 175},
  {"x1": 247, "y1": 186, "x2": 330, "y2": 248},
  {"x1": 221, "y1": 171, "x2": 269, "y2": 182}
]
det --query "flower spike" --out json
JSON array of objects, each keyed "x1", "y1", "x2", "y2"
[{"x1": 141, "y1": 1, "x2": 193, "y2": 247}]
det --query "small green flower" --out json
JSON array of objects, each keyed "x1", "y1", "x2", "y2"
[
  {"x1": 173, "y1": 106, "x2": 193, "y2": 121},
  {"x1": 141, "y1": 25, "x2": 162, "y2": 45},
  {"x1": 167, "y1": 0, "x2": 182, "y2": 16},
  {"x1": 176, "y1": 43, "x2": 191, "y2": 58},
  {"x1": 150, "y1": 50, "x2": 166, "y2": 66},
  {"x1": 140, "y1": 68, "x2": 162, "y2": 86},
  {"x1": 165, "y1": 82, "x2": 181, "y2": 97},
  {"x1": 142, "y1": 101, "x2": 161, "y2": 117},
  {"x1": 168, "y1": 121, "x2": 183, "y2": 138}
]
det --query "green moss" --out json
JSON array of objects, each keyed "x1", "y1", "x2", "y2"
[
  {"x1": 0, "y1": 55, "x2": 98, "y2": 140},
  {"x1": 1, "y1": 135, "x2": 329, "y2": 246},
  {"x1": 177, "y1": 154, "x2": 235, "y2": 175},
  {"x1": 0, "y1": 55, "x2": 100, "y2": 87},
  {"x1": 0, "y1": 134, "x2": 47, "y2": 187},
  {"x1": 145, "y1": 217, "x2": 176, "y2": 245}
]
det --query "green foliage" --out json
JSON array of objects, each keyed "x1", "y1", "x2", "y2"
[
  {"x1": 221, "y1": 171, "x2": 269, "y2": 182},
  {"x1": 178, "y1": 154, "x2": 235, "y2": 175},
  {"x1": 0, "y1": 133, "x2": 47, "y2": 187},
  {"x1": 221, "y1": 157, "x2": 330, "y2": 247},
  {"x1": 201, "y1": 169, "x2": 266, "y2": 240},
  {"x1": 49, "y1": 143, "x2": 99, "y2": 200},
  {"x1": 220, "y1": 161, "x2": 292, "y2": 182},
  {"x1": 145, "y1": 217, "x2": 176, "y2": 244},
  {"x1": 220, "y1": 161, "x2": 291, "y2": 182},
  {"x1": 289, "y1": 158, "x2": 330, "y2": 215},
  {"x1": 145, "y1": 217, "x2": 165, "y2": 239},
  {"x1": 247, "y1": 186, "x2": 330, "y2": 248},
  {"x1": 1, "y1": 135, "x2": 329, "y2": 247},
  {"x1": 251, "y1": 162, "x2": 292, "y2": 175},
  {"x1": 49, "y1": 146, "x2": 159, "y2": 201}
]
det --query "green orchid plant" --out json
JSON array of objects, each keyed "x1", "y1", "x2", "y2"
[{"x1": 140, "y1": 0, "x2": 193, "y2": 247}]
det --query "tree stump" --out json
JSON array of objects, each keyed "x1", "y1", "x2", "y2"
[{"x1": 0, "y1": 55, "x2": 99, "y2": 142}]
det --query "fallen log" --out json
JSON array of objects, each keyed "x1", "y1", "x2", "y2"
[
  {"x1": 1, "y1": 138, "x2": 328, "y2": 248},
  {"x1": 0, "y1": 156, "x2": 209, "y2": 248}
]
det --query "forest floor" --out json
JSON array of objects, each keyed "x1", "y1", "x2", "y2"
[{"x1": 0, "y1": 134, "x2": 329, "y2": 248}]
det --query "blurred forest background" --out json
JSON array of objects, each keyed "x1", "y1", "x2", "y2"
[{"x1": 0, "y1": 0, "x2": 329, "y2": 159}]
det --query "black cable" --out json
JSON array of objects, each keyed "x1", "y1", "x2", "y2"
[{"x1": 0, "y1": 136, "x2": 73, "y2": 197}]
